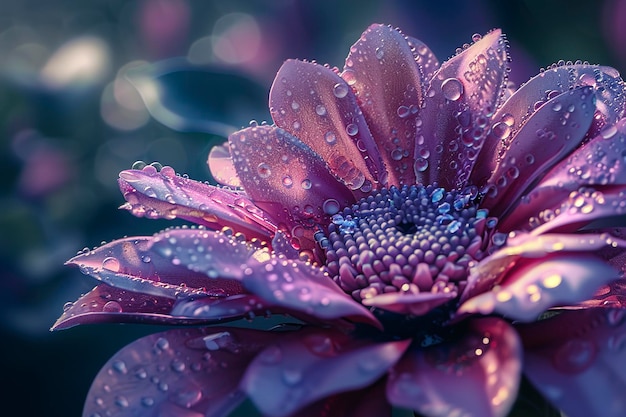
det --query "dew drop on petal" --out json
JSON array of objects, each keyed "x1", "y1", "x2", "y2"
[
  {"x1": 257, "y1": 163, "x2": 272, "y2": 178},
  {"x1": 346, "y1": 123, "x2": 359, "y2": 136},
  {"x1": 323, "y1": 199, "x2": 340, "y2": 215},
  {"x1": 103, "y1": 300, "x2": 123, "y2": 312},
  {"x1": 315, "y1": 104, "x2": 327, "y2": 116},
  {"x1": 324, "y1": 131, "x2": 337, "y2": 144},
  {"x1": 414, "y1": 157, "x2": 428, "y2": 172},
  {"x1": 333, "y1": 83, "x2": 348, "y2": 98},
  {"x1": 101, "y1": 257, "x2": 120, "y2": 272},
  {"x1": 441, "y1": 78, "x2": 463, "y2": 101},
  {"x1": 282, "y1": 175, "x2": 293, "y2": 188},
  {"x1": 301, "y1": 179, "x2": 312, "y2": 190}
]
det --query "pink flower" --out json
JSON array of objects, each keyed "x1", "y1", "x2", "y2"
[{"x1": 55, "y1": 24, "x2": 626, "y2": 417}]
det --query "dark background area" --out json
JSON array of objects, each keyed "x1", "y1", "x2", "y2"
[{"x1": 0, "y1": 0, "x2": 623, "y2": 416}]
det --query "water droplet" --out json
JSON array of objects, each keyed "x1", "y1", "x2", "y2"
[
  {"x1": 143, "y1": 186, "x2": 157, "y2": 198},
  {"x1": 257, "y1": 163, "x2": 271, "y2": 179},
  {"x1": 155, "y1": 337, "x2": 170, "y2": 351},
  {"x1": 324, "y1": 131, "x2": 337, "y2": 144},
  {"x1": 101, "y1": 257, "x2": 121, "y2": 272},
  {"x1": 115, "y1": 395, "x2": 129, "y2": 408},
  {"x1": 441, "y1": 78, "x2": 463, "y2": 101},
  {"x1": 103, "y1": 300, "x2": 123, "y2": 313},
  {"x1": 491, "y1": 122, "x2": 511, "y2": 140},
  {"x1": 323, "y1": 199, "x2": 340, "y2": 215},
  {"x1": 414, "y1": 157, "x2": 428, "y2": 173},
  {"x1": 375, "y1": 47, "x2": 384, "y2": 59},
  {"x1": 111, "y1": 360, "x2": 128, "y2": 374},
  {"x1": 301, "y1": 179, "x2": 312, "y2": 190},
  {"x1": 397, "y1": 106, "x2": 410, "y2": 118},
  {"x1": 171, "y1": 359, "x2": 186, "y2": 373},
  {"x1": 282, "y1": 175, "x2": 293, "y2": 188},
  {"x1": 132, "y1": 160, "x2": 147, "y2": 170},
  {"x1": 552, "y1": 102, "x2": 562, "y2": 111},
  {"x1": 315, "y1": 104, "x2": 327, "y2": 116},
  {"x1": 141, "y1": 397, "x2": 154, "y2": 407},
  {"x1": 291, "y1": 101, "x2": 300, "y2": 111},
  {"x1": 346, "y1": 123, "x2": 358, "y2": 136},
  {"x1": 333, "y1": 83, "x2": 348, "y2": 98},
  {"x1": 173, "y1": 389, "x2": 203, "y2": 408}
]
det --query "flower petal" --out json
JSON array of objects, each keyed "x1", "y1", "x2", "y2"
[
  {"x1": 386, "y1": 317, "x2": 521, "y2": 417},
  {"x1": 577, "y1": 278, "x2": 626, "y2": 308},
  {"x1": 241, "y1": 327, "x2": 410, "y2": 417},
  {"x1": 406, "y1": 36, "x2": 440, "y2": 81},
  {"x1": 269, "y1": 59, "x2": 386, "y2": 193},
  {"x1": 292, "y1": 380, "x2": 391, "y2": 417},
  {"x1": 83, "y1": 327, "x2": 275, "y2": 417},
  {"x1": 416, "y1": 30, "x2": 509, "y2": 189},
  {"x1": 342, "y1": 24, "x2": 424, "y2": 186},
  {"x1": 151, "y1": 227, "x2": 380, "y2": 327},
  {"x1": 459, "y1": 253, "x2": 620, "y2": 321},
  {"x1": 65, "y1": 233, "x2": 247, "y2": 299},
  {"x1": 472, "y1": 64, "x2": 624, "y2": 184},
  {"x1": 118, "y1": 164, "x2": 276, "y2": 240},
  {"x1": 170, "y1": 293, "x2": 271, "y2": 321},
  {"x1": 517, "y1": 308, "x2": 626, "y2": 417},
  {"x1": 51, "y1": 285, "x2": 176, "y2": 330},
  {"x1": 480, "y1": 86, "x2": 596, "y2": 217},
  {"x1": 207, "y1": 142, "x2": 241, "y2": 187},
  {"x1": 362, "y1": 291, "x2": 457, "y2": 316},
  {"x1": 228, "y1": 124, "x2": 354, "y2": 252},
  {"x1": 462, "y1": 231, "x2": 626, "y2": 302}
]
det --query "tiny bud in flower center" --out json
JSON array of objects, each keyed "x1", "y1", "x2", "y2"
[{"x1": 323, "y1": 185, "x2": 492, "y2": 305}]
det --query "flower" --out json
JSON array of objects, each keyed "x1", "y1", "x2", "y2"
[{"x1": 54, "y1": 24, "x2": 626, "y2": 417}]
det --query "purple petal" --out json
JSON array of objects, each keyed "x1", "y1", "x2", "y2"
[
  {"x1": 406, "y1": 36, "x2": 440, "y2": 81},
  {"x1": 472, "y1": 64, "x2": 625, "y2": 186},
  {"x1": 576, "y1": 278, "x2": 626, "y2": 309},
  {"x1": 386, "y1": 317, "x2": 521, "y2": 417},
  {"x1": 170, "y1": 293, "x2": 271, "y2": 321},
  {"x1": 480, "y1": 86, "x2": 596, "y2": 218},
  {"x1": 517, "y1": 308, "x2": 626, "y2": 417},
  {"x1": 292, "y1": 380, "x2": 391, "y2": 417},
  {"x1": 537, "y1": 118, "x2": 626, "y2": 189},
  {"x1": 227, "y1": 124, "x2": 354, "y2": 252},
  {"x1": 152, "y1": 227, "x2": 380, "y2": 327},
  {"x1": 362, "y1": 291, "x2": 457, "y2": 316},
  {"x1": 459, "y1": 253, "x2": 619, "y2": 321},
  {"x1": 415, "y1": 30, "x2": 509, "y2": 189},
  {"x1": 241, "y1": 328, "x2": 410, "y2": 417},
  {"x1": 341, "y1": 24, "x2": 424, "y2": 186},
  {"x1": 118, "y1": 164, "x2": 276, "y2": 240},
  {"x1": 83, "y1": 327, "x2": 276, "y2": 417},
  {"x1": 66, "y1": 233, "x2": 246, "y2": 299},
  {"x1": 528, "y1": 186, "x2": 626, "y2": 235},
  {"x1": 52, "y1": 285, "x2": 175, "y2": 330},
  {"x1": 461, "y1": 231, "x2": 626, "y2": 303},
  {"x1": 269, "y1": 59, "x2": 386, "y2": 193},
  {"x1": 207, "y1": 142, "x2": 241, "y2": 187}
]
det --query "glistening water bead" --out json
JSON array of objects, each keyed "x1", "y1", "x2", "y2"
[{"x1": 322, "y1": 185, "x2": 495, "y2": 306}]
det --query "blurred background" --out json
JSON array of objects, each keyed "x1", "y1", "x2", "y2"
[{"x1": 0, "y1": 0, "x2": 623, "y2": 416}]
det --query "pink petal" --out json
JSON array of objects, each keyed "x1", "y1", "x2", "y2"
[
  {"x1": 415, "y1": 30, "x2": 509, "y2": 190},
  {"x1": 461, "y1": 232, "x2": 625, "y2": 302},
  {"x1": 480, "y1": 86, "x2": 596, "y2": 218},
  {"x1": 362, "y1": 291, "x2": 457, "y2": 316},
  {"x1": 83, "y1": 327, "x2": 276, "y2": 417},
  {"x1": 65, "y1": 233, "x2": 246, "y2": 299},
  {"x1": 341, "y1": 24, "x2": 424, "y2": 186},
  {"x1": 517, "y1": 308, "x2": 626, "y2": 417},
  {"x1": 269, "y1": 59, "x2": 386, "y2": 193},
  {"x1": 207, "y1": 142, "x2": 241, "y2": 187},
  {"x1": 386, "y1": 317, "x2": 521, "y2": 417},
  {"x1": 118, "y1": 164, "x2": 276, "y2": 240},
  {"x1": 152, "y1": 227, "x2": 380, "y2": 327},
  {"x1": 459, "y1": 253, "x2": 619, "y2": 321},
  {"x1": 227, "y1": 124, "x2": 354, "y2": 253},
  {"x1": 472, "y1": 64, "x2": 625, "y2": 186},
  {"x1": 241, "y1": 327, "x2": 410, "y2": 417}
]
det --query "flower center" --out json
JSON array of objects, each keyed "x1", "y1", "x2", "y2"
[{"x1": 321, "y1": 185, "x2": 492, "y2": 306}]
